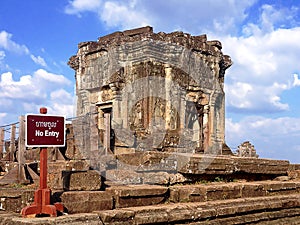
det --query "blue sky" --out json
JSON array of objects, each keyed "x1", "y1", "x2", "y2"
[{"x1": 0, "y1": 0, "x2": 300, "y2": 162}]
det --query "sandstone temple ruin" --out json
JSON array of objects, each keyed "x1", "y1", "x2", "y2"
[
  {"x1": 0, "y1": 27, "x2": 300, "y2": 224},
  {"x1": 68, "y1": 26, "x2": 232, "y2": 157}
]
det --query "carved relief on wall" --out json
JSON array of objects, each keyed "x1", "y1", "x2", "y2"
[
  {"x1": 129, "y1": 97, "x2": 179, "y2": 132},
  {"x1": 100, "y1": 85, "x2": 113, "y2": 102},
  {"x1": 130, "y1": 101, "x2": 143, "y2": 129},
  {"x1": 128, "y1": 97, "x2": 180, "y2": 149}
]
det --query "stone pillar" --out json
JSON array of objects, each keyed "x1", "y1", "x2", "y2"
[
  {"x1": 203, "y1": 105, "x2": 210, "y2": 152},
  {"x1": 165, "y1": 65, "x2": 172, "y2": 130},
  {"x1": 220, "y1": 93, "x2": 226, "y2": 151},
  {"x1": 97, "y1": 108, "x2": 104, "y2": 130},
  {"x1": 197, "y1": 105, "x2": 204, "y2": 150},
  {"x1": 123, "y1": 93, "x2": 128, "y2": 129},
  {"x1": 90, "y1": 105, "x2": 99, "y2": 157},
  {"x1": 18, "y1": 116, "x2": 26, "y2": 182},
  {"x1": 10, "y1": 124, "x2": 16, "y2": 161},
  {"x1": 110, "y1": 83, "x2": 120, "y2": 125},
  {"x1": 179, "y1": 89, "x2": 186, "y2": 129},
  {"x1": 104, "y1": 112, "x2": 111, "y2": 154},
  {"x1": 0, "y1": 128, "x2": 4, "y2": 159},
  {"x1": 96, "y1": 101, "x2": 113, "y2": 154}
]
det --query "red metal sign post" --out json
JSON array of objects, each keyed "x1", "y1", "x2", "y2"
[{"x1": 21, "y1": 107, "x2": 64, "y2": 217}]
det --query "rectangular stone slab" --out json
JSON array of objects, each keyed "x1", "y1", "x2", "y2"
[{"x1": 114, "y1": 152, "x2": 290, "y2": 176}]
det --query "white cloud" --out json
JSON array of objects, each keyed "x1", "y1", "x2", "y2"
[
  {"x1": 226, "y1": 82, "x2": 253, "y2": 109},
  {"x1": 243, "y1": 4, "x2": 300, "y2": 36},
  {"x1": 0, "y1": 72, "x2": 40, "y2": 100},
  {"x1": 225, "y1": 80, "x2": 291, "y2": 112},
  {"x1": 293, "y1": 74, "x2": 300, "y2": 87},
  {"x1": 100, "y1": 1, "x2": 150, "y2": 28},
  {"x1": 65, "y1": 0, "x2": 102, "y2": 16},
  {"x1": 33, "y1": 69, "x2": 71, "y2": 85},
  {"x1": 221, "y1": 26, "x2": 300, "y2": 113},
  {"x1": 0, "y1": 31, "x2": 29, "y2": 54},
  {"x1": 50, "y1": 89, "x2": 74, "y2": 104},
  {"x1": 47, "y1": 103, "x2": 74, "y2": 118},
  {"x1": 30, "y1": 54, "x2": 47, "y2": 67},
  {"x1": 0, "y1": 70, "x2": 72, "y2": 113},
  {"x1": 65, "y1": 0, "x2": 255, "y2": 33}
]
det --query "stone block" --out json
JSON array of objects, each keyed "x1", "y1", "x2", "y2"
[
  {"x1": 54, "y1": 213, "x2": 103, "y2": 225},
  {"x1": 234, "y1": 157, "x2": 290, "y2": 174},
  {"x1": 133, "y1": 206, "x2": 169, "y2": 224},
  {"x1": 205, "y1": 184, "x2": 241, "y2": 201},
  {"x1": 108, "y1": 185, "x2": 168, "y2": 208},
  {"x1": 241, "y1": 183, "x2": 265, "y2": 198},
  {"x1": 178, "y1": 155, "x2": 290, "y2": 177},
  {"x1": 116, "y1": 152, "x2": 178, "y2": 172},
  {"x1": 169, "y1": 185, "x2": 206, "y2": 203},
  {"x1": 263, "y1": 181, "x2": 300, "y2": 196},
  {"x1": 164, "y1": 204, "x2": 193, "y2": 222},
  {"x1": 0, "y1": 189, "x2": 34, "y2": 213},
  {"x1": 142, "y1": 172, "x2": 170, "y2": 185},
  {"x1": 48, "y1": 161, "x2": 67, "y2": 190},
  {"x1": 105, "y1": 169, "x2": 142, "y2": 185},
  {"x1": 62, "y1": 170, "x2": 101, "y2": 191},
  {"x1": 114, "y1": 147, "x2": 135, "y2": 155},
  {"x1": 95, "y1": 209, "x2": 135, "y2": 224},
  {"x1": 61, "y1": 191, "x2": 113, "y2": 214},
  {"x1": 288, "y1": 170, "x2": 300, "y2": 179}
]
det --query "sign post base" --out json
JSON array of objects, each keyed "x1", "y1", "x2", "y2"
[{"x1": 21, "y1": 190, "x2": 64, "y2": 217}]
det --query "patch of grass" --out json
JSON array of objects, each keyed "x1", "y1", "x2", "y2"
[{"x1": 213, "y1": 176, "x2": 224, "y2": 182}]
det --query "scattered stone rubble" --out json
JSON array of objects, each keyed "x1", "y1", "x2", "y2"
[{"x1": 236, "y1": 141, "x2": 259, "y2": 158}]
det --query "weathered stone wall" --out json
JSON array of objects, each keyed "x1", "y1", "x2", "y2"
[{"x1": 69, "y1": 26, "x2": 232, "y2": 156}]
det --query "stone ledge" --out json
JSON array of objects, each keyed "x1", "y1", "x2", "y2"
[
  {"x1": 95, "y1": 194, "x2": 300, "y2": 224},
  {"x1": 179, "y1": 155, "x2": 290, "y2": 175},
  {"x1": 1, "y1": 180, "x2": 299, "y2": 214},
  {"x1": 1, "y1": 194, "x2": 300, "y2": 224},
  {"x1": 0, "y1": 212, "x2": 103, "y2": 225},
  {"x1": 170, "y1": 181, "x2": 300, "y2": 203},
  {"x1": 113, "y1": 152, "x2": 290, "y2": 177}
]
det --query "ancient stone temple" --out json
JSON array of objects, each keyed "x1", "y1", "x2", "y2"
[
  {"x1": 2, "y1": 26, "x2": 300, "y2": 225},
  {"x1": 68, "y1": 26, "x2": 232, "y2": 155}
]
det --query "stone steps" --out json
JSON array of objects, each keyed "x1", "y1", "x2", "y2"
[
  {"x1": 95, "y1": 194, "x2": 300, "y2": 224},
  {"x1": 1, "y1": 180, "x2": 300, "y2": 224},
  {"x1": 60, "y1": 180, "x2": 300, "y2": 214},
  {"x1": 1, "y1": 194, "x2": 300, "y2": 224}
]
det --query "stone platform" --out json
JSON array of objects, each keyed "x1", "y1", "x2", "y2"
[
  {"x1": 115, "y1": 152, "x2": 290, "y2": 174},
  {"x1": 0, "y1": 153, "x2": 299, "y2": 224},
  {"x1": 109, "y1": 153, "x2": 290, "y2": 184},
  {"x1": 1, "y1": 180, "x2": 300, "y2": 224}
]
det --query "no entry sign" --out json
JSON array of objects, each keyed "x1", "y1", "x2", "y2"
[{"x1": 26, "y1": 114, "x2": 65, "y2": 147}]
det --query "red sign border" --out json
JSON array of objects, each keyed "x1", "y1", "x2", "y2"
[{"x1": 25, "y1": 114, "x2": 66, "y2": 147}]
